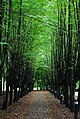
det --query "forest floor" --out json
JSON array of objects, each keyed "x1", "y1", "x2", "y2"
[{"x1": 0, "y1": 91, "x2": 80, "y2": 119}]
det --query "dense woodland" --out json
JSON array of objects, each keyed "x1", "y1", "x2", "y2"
[{"x1": 0, "y1": 0, "x2": 80, "y2": 111}]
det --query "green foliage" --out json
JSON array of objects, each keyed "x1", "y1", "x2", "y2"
[{"x1": 0, "y1": 0, "x2": 80, "y2": 108}]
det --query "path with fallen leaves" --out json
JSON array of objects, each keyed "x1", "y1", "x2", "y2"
[{"x1": 0, "y1": 91, "x2": 79, "y2": 119}]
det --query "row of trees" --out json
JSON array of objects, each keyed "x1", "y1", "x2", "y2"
[
  {"x1": 0, "y1": 0, "x2": 80, "y2": 112},
  {"x1": 50, "y1": 0, "x2": 80, "y2": 111},
  {"x1": 0, "y1": 0, "x2": 35, "y2": 109},
  {"x1": 0, "y1": 0, "x2": 56, "y2": 109}
]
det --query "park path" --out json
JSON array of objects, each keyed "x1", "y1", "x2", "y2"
[{"x1": 0, "y1": 91, "x2": 78, "y2": 119}]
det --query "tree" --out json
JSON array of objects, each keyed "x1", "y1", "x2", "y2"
[{"x1": 0, "y1": 0, "x2": 3, "y2": 95}]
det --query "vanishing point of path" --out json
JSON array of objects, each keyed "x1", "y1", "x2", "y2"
[{"x1": 0, "y1": 91, "x2": 77, "y2": 119}]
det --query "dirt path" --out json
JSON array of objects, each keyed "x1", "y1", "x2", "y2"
[{"x1": 0, "y1": 91, "x2": 78, "y2": 119}]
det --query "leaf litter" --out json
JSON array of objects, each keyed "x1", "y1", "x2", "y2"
[{"x1": 0, "y1": 91, "x2": 80, "y2": 119}]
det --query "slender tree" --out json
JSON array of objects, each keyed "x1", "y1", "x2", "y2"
[
  {"x1": 3, "y1": 0, "x2": 12, "y2": 109},
  {"x1": 0, "y1": 0, "x2": 3, "y2": 95}
]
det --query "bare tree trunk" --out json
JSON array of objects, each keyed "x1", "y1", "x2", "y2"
[
  {"x1": 3, "y1": 0, "x2": 12, "y2": 109},
  {"x1": 13, "y1": 0, "x2": 22, "y2": 102},
  {"x1": 0, "y1": 0, "x2": 3, "y2": 95},
  {"x1": 77, "y1": 0, "x2": 80, "y2": 110}
]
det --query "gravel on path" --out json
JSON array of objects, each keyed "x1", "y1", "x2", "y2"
[{"x1": 0, "y1": 91, "x2": 79, "y2": 119}]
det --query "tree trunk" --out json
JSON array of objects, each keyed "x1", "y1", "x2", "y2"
[
  {"x1": 0, "y1": 0, "x2": 3, "y2": 95},
  {"x1": 3, "y1": 76, "x2": 9, "y2": 109},
  {"x1": 9, "y1": 70, "x2": 14, "y2": 105},
  {"x1": 76, "y1": 0, "x2": 80, "y2": 110},
  {"x1": 3, "y1": 0, "x2": 12, "y2": 109}
]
